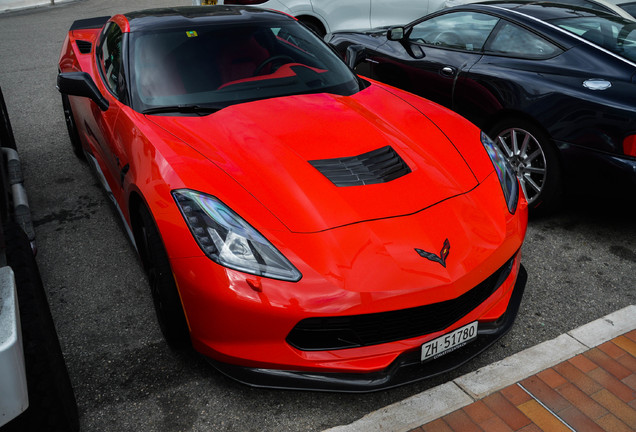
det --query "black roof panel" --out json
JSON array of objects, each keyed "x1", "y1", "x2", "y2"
[{"x1": 123, "y1": 6, "x2": 290, "y2": 33}]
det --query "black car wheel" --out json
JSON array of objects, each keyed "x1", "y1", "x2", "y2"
[
  {"x1": 135, "y1": 205, "x2": 191, "y2": 349},
  {"x1": 61, "y1": 94, "x2": 85, "y2": 160},
  {"x1": 489, "y1": 119, "x2": 562, "y2": 214},
  {"x1": 0, "y1": 87, "x2": 16, "y2": 150}
]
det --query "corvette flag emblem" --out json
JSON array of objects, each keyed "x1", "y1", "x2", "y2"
[{"x1": 415, "y1": 239, "x2": 451, "y2": 268}]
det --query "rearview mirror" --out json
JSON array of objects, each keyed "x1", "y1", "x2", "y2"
[
  {"x1": 387, "y1": 26, "x2": 406, "y2": 41},
  {"x1": 57, "y1": 72, "x2": 109, "y2": 111},
  {"x1": 345, "y1": 44, "x2": 367, "y2": 70}
]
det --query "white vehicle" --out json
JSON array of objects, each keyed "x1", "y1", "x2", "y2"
[
  {"x1": 547, "y1": 0, "x2": 635, "y2": 19},
  {"x1": 0, "y1": 87, "x2": 78, "y2": 431},
  {"x1": 610, "y1": 0, "x2": 636, "y2": 16},
  {"x1": 573, "y1": 0, "x2": 636, "y2": 18},
  {"x1": 192, "y1": 0, "x2": 447, "y2": 35}
]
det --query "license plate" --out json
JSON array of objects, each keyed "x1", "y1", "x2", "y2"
[{"x1": 421, "y1": 321, "x2": 478, "y2": 362}]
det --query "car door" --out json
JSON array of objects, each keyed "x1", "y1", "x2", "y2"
[
  {"x1": 311, "y1": 0, "x2": 372, "y2": 31},
  {"x1": 453, "y1": 18, "x2": 565, "y2": 126},
  {"x1": 361, "y1": 11, "x2": 499, "y2": 109},
  {"x1": 91, "y1": 22, "x2": 130, "y2": 203}
]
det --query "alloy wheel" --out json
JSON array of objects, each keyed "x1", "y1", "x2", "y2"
[{"x1": 494, "y1": 127, "x2": 547, "y2": 205}]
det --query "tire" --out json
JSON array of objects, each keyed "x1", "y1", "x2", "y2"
[
  {"x1": 134, "y1": 205, "x2": 191, "y2": 349},
  {"x1": 0, "y1": 87, "x2": 16, "y2": 150},
  {"x1": 299, "y1": 18, "x2": 326, "y2": 37},
  {"x1": 1, "y1": 222, "x2": 79, "y2": 432},
  {"x1": 60, "y1": 94, "x2": 85, "y2": 160},
  {"x1": 488, "y1": 119, "x2": 562, "y2": 215}
]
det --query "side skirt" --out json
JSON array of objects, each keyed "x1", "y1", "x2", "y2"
[{"x1": 85, "y1": 152, "x2": 137, "y2": 251}]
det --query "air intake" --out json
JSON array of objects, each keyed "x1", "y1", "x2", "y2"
[
  {"x1": 309, "y1": 145, "x2": 411, "y2": 187},
  {"x1": 287, "y1": 254, "x2": 517, "y2": 351},
  {"x1": 76, "y1": 40, "x2": 92, "y2": 54}
]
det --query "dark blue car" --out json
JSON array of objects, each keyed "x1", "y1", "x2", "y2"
[{"x1": 327, "y1": 1, "x2": 636, "y2": 214}]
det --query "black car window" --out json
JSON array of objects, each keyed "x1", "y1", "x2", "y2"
[
  {"x1": 619, "y1": 2, "x2": 636, "y2": 16},
  {"x1": 486, "y1": 21, "x2": 562, "y2": 59},
  {"x1": 409, "y1": 12, "x2": 499, "y2": 52},
  {"x1": 128, "y1": 21, "x2": 361, "y2": 113},
  {"x1": 98, "y1": 22, "x2": 124, "y2": 98},
  {"x1": 550, "y1": 15, "x2": 636, "y2": 62}
]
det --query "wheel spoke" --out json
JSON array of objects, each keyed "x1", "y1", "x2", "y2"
[
  {"x1": 523, "y1": 174, "x2": 542, "y2": 193},
  {"x1": 496, "y1": 135, "x2": 513, "y2": 158},
  {"x1": 525, "y1": 149, "x2": 543, "y2": 164},
  {"x1": 519, "y1": 176, "x2": 530, "y2": 201},
  {"x1": 512, "y1": 130, "x2": 521, "y2": 156},
  {"x1": 519, "y1": 134, "x2": 530, "y2": 158},
  {"x1": 524, "y1": 166, "x2": 545, "y2": 174}
]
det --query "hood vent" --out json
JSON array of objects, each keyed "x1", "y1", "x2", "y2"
[
  {"x1": 76, "y1": 40, "x2": 92, "y2": 54},
  {"x1": 310, "y1": 145, "x2": 411, "y2": 187}
]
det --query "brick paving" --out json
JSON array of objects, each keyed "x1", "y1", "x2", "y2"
[{"x1": 411, "y1": 330, "x2": 636, "y2": 432}]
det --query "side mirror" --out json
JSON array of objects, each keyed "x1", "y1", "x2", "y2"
[
  {"x1": 345, "y1": 44, "x2": 367, "y2": 70},
  {"x1": 387, "y1": 26, "x2": 406, "y2": 41},
  {"x1": 57, "y1": 72, "x2": 109, "y2": 111}
]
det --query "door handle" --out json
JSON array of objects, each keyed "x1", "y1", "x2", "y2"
[{"x1": 441, "y1": 66, "x2": 456, "y2": 77}]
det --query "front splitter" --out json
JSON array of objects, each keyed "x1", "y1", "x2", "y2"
[{"x1": 207, "y1": 265, "x2": 528, "y2": 393}]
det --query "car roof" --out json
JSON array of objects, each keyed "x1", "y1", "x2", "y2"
[
  {"x1": 123, "y1": 6, "x2": 292, "y2": 33},
  {"x1": 520, "y1": 0, "x2": 635, "y2": 19},
  {"x1": 439, "y1": 1, "x2": 633, "y2": 50},
  {"x1": 474, "y1": 0, "x2": 624, "y2": 19}
]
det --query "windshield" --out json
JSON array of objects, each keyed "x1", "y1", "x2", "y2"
[
  {"x1": 129, "y1": 20, "x2": 361, "y2": 113},
  {"x1": 549, "y1": 14, "x2": 636, "y2": 62}
]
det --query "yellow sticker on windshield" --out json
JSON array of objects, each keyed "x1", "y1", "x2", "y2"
[{"x1": 186, "y1": 31, "x2": 198, "y2": 38}]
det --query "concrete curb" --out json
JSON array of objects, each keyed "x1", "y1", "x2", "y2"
[
  {"x1": 0, "y1": 0, "x2": 74, "y2": 14},
  {"x1": 323, "y1": 305, "x2": 636, "y2": 432}
]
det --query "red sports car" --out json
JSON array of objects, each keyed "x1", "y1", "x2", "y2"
[{"x1": 57, "y1": 6, "x2": 528, "y2": 391}]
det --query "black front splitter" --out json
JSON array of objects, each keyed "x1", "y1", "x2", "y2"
[{"x1": 207, "y1": 265, "x2": 528, "y2": 393}]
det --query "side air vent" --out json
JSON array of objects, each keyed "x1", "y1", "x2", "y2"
[
  {"x1": 309, "y1": 145, "x2": 411, "y2": 187},
  {"x1": 76, "y1": 40, "x2": 92, "y2": 54}
]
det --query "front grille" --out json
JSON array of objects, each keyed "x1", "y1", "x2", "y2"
[
  {"x1": 287, "y1": 254, "x2": 516, "y2": 351},
  {"x1": 309, "y1": 145, "x2": 411, "y2": 187},
  {"x1": 76, "y1": 40, "x2": 92, "y2": 54}
]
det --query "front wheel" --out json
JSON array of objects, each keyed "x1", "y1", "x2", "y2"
[
  {"x1": 488, "y1": 120, "x2": 562, "y2": 214},
  {"x1": 61, "y1": 94, "x2": 84, "y2": 160},
  {"x1": 135, "y1": 206, "x2": 190, "y2": 349}
]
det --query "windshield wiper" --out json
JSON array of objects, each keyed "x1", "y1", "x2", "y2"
[{"x1": 142, "y1": 104, "x2": 222, "y2": 115}]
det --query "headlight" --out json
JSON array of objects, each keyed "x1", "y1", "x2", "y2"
[
  {"x1": 481, "y1": 132, "x2": 519, "y2": 214},
  {"x1": 173, "y1": 189, "x2": 302, "y2": 282}
]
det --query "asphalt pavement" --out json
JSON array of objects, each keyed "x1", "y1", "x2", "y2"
[{"x1": 0, "y1": 0, "x2": 634, "y2": 431}]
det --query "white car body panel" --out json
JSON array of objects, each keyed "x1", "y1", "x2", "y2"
[
  {"x1": 370, "y1": 0, "x2": 438, "y2": 27},
  {"x1": 310, "y1": 0, "x2": 371, "y2": 32},
  {"x1": 0, "y1": 267, "x2": 28, "y2": 427},
  {"x1": 201, "y1": 0, "x2": 447, "y2": 32}
]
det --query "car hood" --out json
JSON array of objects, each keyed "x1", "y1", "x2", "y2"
[{"x1": 146, "y1": 85, "x2": 479, "y2": 233}]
